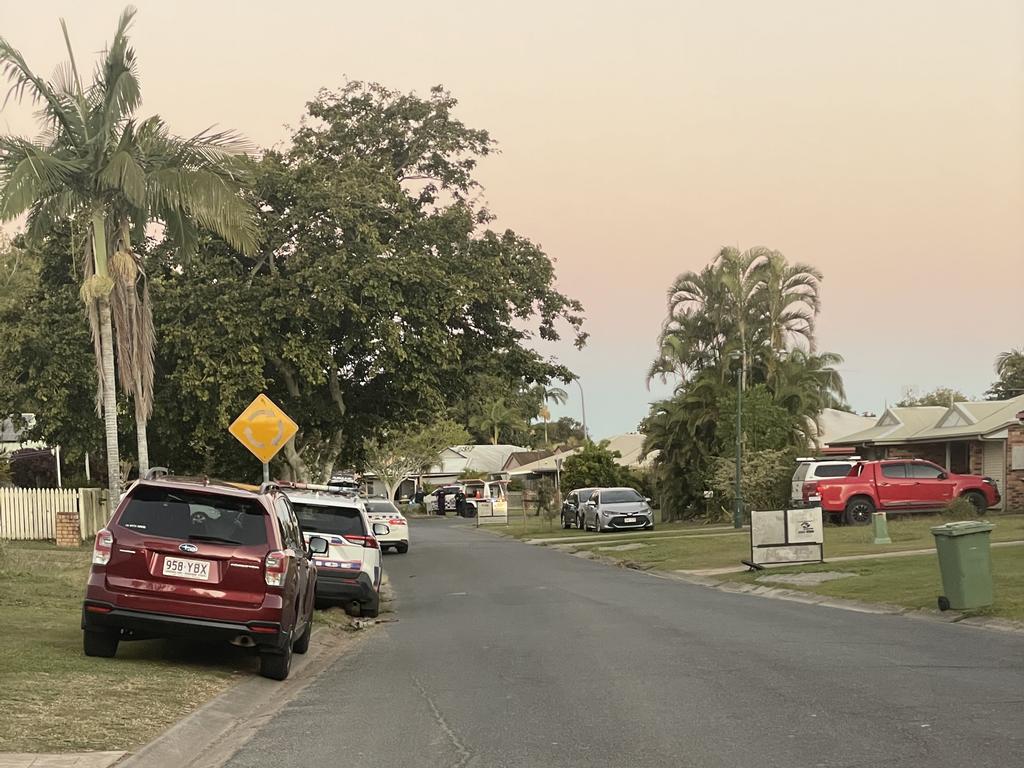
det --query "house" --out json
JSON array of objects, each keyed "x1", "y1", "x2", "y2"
[
  {"x1": 363, "y1": 444, "x2": 528, "y2": 499},
  {"x1": 501, "y1": 450, "x2": 554, "y2": 473},
  {"x1": 829, "y1": 394, "x2": 1024, "y2": 511},
  {"x1": 505, "y1": 433, "x2": 657, "y2": 484},
  {"x1": 1, "y1": 414, "x2": 43, "y2": 454},
  {"x1": 811, "y1": 408, "x2": 877, "y2": 453}
]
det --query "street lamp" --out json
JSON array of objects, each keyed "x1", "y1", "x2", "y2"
[
  {"x1": 573, "y1": 378, "x2": 588, "y2": 441},
  {"x1": 728, "y1": 350, "x2": 743, "y2": 529}
]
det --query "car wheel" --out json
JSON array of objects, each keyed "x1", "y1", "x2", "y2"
[
  {"x1": 292, "y1": 618, "x2": 312, "y2": 655},
  {"x1": 962, "y1": 491, "x2": 986, "y2": 515},
  {"x1": 259, "y1": 641, "x2": 293, "y2": 681},
  {"x1": 844, "y1": 497, "x2": 875, "y2": 526},
  {"x1": 83, "y1": 629, "x2": 119, "y2": 658},
  {"x1": 397, "y1": 542, "x2": 409, "y2": 554},
  {"x1": 360, "y1": 593, "x2": 381, "y2": 619}
]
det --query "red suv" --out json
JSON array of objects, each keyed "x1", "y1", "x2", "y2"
[{"x1": 81, "y1": 474, "x2": 328, "y2": 680}]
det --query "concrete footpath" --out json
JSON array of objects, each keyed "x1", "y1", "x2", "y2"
[{"x1": 0, "y1": 754, "x2": 124, "y2": 768}]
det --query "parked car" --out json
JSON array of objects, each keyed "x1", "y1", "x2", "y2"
[
  {"x1": 816, "y1": 459, "x2": 1000, "y2": 525},
  {"x1": 561, "y1": 487, "x2": 598, "y2": 529},
  {"x1": 791, "y1": 456, "x2": 861, "y2": 508},
  {"x1": 424, "y1": 485, "x2": 462, "y2": 514},
  {"x1": 365, "y1": 498, "x2": 410, "y2": 553},
  {"x1": 284, "y1": 487, "x2": 388, "y2": 617},
  {"x1": 581, "y1": 487, "x2": 655, "y2": 532},
  {"x1": 82, "y1": 475, "x2": 326, "y2": 681}
]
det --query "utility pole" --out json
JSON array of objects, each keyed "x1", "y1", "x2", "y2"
[
  {"x1": 573, "y1": 378, "x2": 588, "y2": 441},
  {"x1": 729, "y1": 350, "x2": 743, "y2": 529}
]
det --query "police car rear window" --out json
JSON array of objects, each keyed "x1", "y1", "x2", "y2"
[{"x1": 292, "y1": 503, "x2": 366, "y2": 536}]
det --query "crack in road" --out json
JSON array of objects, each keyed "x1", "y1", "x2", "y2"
[{"x1": 413, "y1": 675, "x2": 473, "y2": 768}]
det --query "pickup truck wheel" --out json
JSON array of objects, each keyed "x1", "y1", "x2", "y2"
[
  {"x1": 844, "y1": 498, "x2": 875, "y2": 526},
  {"x1": 962, "y1": 491, "x2": 986, "y2": 515}
]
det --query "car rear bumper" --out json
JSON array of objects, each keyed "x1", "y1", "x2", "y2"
[
  {"x1": 81, "y1": 602, "x2": 287, "y2": 650},
  {"x1": 315, "y1": 571, "x2": 376, "y2": 604}
]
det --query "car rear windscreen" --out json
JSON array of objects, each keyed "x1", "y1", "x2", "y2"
[
  {"x1": 292, "y1": 503, "x2": 366, "y2": 536},
  {"x1": 602, "y1": 489, "x2": 643, "y2": 503},
  {"x1": 366, "y1": 501, "x2": 399, "y2": 515},
  {"x1": 116, "y1": 485, "x2": 268, "y2": 545},
  {"x1": 813, "y1": 464, "x2": 853, "y2": 478}
]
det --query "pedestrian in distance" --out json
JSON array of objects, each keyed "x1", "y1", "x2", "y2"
[
  {"x1": 455, "y1": 488, "x2": 467, "y2": 517},
  {"x1": 437, "y1": 489, "x2": 447, "y2": 516}
]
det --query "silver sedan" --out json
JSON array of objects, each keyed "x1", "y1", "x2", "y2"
[{"x1": 581, "y1": 487, "x2": 655, "y2": 532}]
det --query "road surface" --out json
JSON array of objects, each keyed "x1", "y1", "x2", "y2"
[{"x1": 226, "y1": 518, "x2": 1024, "y2": 767}]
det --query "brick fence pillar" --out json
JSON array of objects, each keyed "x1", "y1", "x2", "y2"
[{"x1": 56, "y1": 510, "x2": 81, "y2": 548}]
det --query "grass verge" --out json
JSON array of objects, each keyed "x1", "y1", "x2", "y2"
[
  {"x1": 566, "y1": 513, "x2": 1024, "y2": 573},
  {"x1": 0, "y1": 542, "x2": 251, "y2": 753},
  {"x1": 721, "y1": 548, "x2": 1024, "y2": 622}
]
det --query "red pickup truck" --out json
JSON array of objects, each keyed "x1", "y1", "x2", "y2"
[{"x1": 817, "y1": 459, "x2": 1000, "y2": 525}]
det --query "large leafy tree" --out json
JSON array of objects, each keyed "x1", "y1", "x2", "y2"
[
  {"x1": 362, "y1": 419, "x2": 469, "y2": 501},
  {"x1": 148, "y1": 82, "x2": 583, "y2": 481},
  {"x1": 0, "y1": 7, "x2": 257, "y2": 501},
  {"x1": 896, "y1": 386, "x2": 969, "y2": 408}
]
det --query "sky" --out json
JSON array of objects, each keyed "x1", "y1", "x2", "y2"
[{"x1": 2, "y1": 0, "x2": 1022, "y2": 440}]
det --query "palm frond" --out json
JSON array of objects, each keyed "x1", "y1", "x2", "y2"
[
  {"x1": 98, "y1": 149, "x2": 146, "y2": 206},
  {"x1": 0, "y1": 138, "x2": 84, "y2": 220},
  {"x1": 0, "y1": 36, "x2": 86, "y2": 147}
]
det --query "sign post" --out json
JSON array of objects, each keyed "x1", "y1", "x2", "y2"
[
  {"x1": 228, "y1": 394, "x2": 299, "y2": 482},
  {"x1": 745, "y1": 507, "x2": 824, "y2": 568}
]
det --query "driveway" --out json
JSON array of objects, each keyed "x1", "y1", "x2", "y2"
[{"x1": 225, "y1": 518, "x2": 1024, "y2": 767}]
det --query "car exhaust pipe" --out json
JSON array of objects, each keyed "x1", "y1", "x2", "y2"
[{"x1": 230, "y1": 635, "x2": 256, "y2": 648}]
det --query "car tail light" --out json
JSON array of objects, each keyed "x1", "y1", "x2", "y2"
[
  {"x1": 343, "y1": 535, "x2": 379, "y2": 549},
  {"x1": 388, "y1": 518, "x2": 406, "y2": 526},
  {"x1": 92, "y1": 529, "x2": 114, "y2": 565},
  {"x1": 802, "y1": 482, "x2": 819, "y2": 500},
  {"x1": 265, "y1": 550, "x2": 287, "y2": 587}
]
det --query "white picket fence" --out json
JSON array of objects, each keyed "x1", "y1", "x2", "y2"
[{"x1": 0, "y1": 487, "x2": 108, "y2": 541}]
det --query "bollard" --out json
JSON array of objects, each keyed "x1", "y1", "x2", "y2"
[{"x1": 872, "y1": 511, "x2": 892, "y2": 544}]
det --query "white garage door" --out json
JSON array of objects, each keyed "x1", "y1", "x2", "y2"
[{"x1": 982, "y1": 440, "x2": 1006, "y2": 510}]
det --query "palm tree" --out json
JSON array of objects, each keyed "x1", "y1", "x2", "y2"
[
  {"x1": 758, "y1": 250, "x2": 822, "y2": 353},
  {"x1": 0, "y1": 8, "x2": 258, "y2": 496},
  {"x1": 771, "y1": 350, "x2": 846, "y2": 445},
  {"x1": 470, "y1": 398, "x2": 525, "y2": 445},
  {"x1": 535, "y1": 384, "x2": 568, "y2": 445},
  {"x1": 988, "y1": 347, "x2": 1024, "y2": 400}
]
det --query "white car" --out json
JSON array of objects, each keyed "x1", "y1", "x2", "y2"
[
  {"x1": 365, "y1": 498, "x2": 410, "y2": 553},
  {"x1": 284, "y1": 487, "x2": 388, "y2": 618},
  {"x1": 791, "y1": 456, "x2": 860, "y2": 508}
]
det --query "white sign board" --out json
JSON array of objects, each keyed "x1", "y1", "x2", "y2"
[
  {"x1": 748, "y1": 507, "x2": 824, "y2": 566},
  {"x1": 475, "y1": 498, "x2": 509, "y2": 526}
]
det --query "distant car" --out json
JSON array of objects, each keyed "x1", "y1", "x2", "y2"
[
  {"x1": 424, "y1": 485, "x2": 462, "y2": 514},
  {"x1": 284, "y1": 489, "x2": 388, "y2": 617},
  {"x1": 365, "y1": 498, "x2": 410, "y2": 553},
  {"x1": 82, "y1": 474, "x2": 325, "y2": 681},
  {"x1": 561, "y1": 487, "x2": 598, "y2": 529},
  {"x1": 791, "y1": 456, "x2": 861, "y2": 508},
  {"x1": 816, "y1": 459, "x2": 1001, "y2": 525},
  {"x1": 581, "y1": 487, "x2": 654, "y2": 532}
]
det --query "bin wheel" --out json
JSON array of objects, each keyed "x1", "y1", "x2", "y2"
[{"x1": 937, "y1": 596, "x2": 950, "y2": 612}]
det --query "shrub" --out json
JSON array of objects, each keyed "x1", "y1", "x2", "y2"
[
  {"x1": 942, "y1": 496, "x2": 978, "y2": 520},
  {"x1": 708, "y1": 448, "x2": 793, "y2": 516}
]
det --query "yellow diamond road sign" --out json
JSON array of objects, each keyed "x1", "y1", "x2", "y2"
[{"x1": 229, "y1": 394, "x2": 298, "y2": 464}]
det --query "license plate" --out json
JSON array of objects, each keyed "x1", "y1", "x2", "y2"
[
  {"x1": 162, "y1": 556, "x2": 211, "y2": 581},
  {"x1": 624, "y1": 517, "x2": 636, "y2": 523}
]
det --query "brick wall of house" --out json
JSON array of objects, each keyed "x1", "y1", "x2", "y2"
[
  {"x1": 1006, "y1": 425, "x2": 1024, "y2": 512},
  {"x1": 55, "y1": 510, "x2": 81, "y2": 548},
  {"x1": 884, "y1": 442, "x2": 947, "y2": 465},
  {"x1": 970, "y1": 442, "x2": 985, "y2": 476}
]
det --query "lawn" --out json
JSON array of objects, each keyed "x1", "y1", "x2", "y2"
[
  {"x1": 566, "y1": 513, "x2": 1024, "y2": 573},
  {"x1": 723, "y1": 548, "x2": 1024, "y2": 622},
  {"x1": 0, "y1": 541, "x2": 250, "y2": 753}
]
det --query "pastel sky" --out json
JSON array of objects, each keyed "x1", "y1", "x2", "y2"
[{"x1": 2, "y1": 0, "x2": 1022, "y2": 439}]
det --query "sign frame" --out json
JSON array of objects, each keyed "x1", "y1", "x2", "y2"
[{"x1": 747, "y1": 507, "x2": 824, "y2": 567}]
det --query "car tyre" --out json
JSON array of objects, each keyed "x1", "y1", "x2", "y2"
[
  {"x1": 83, "y1": 629, "x2": 119, "y2": 658},
  {"x1": 292, "y1": 617, "x2": 312, "y2": 654},
  {"x1": 259, "y1": 640, "x2": 293, "y2": 681},
  {"x1": 360, "y1": 593, "x2": 381, "y2": 619},
  {"x1": 962, "y1": 491, "x2": 986, "y2": 515},
  {"x1": 844, "y1": 497, "x2": 875, "y2": 526},
  {"x1": 396, "y1": 542, "x2": 409, "y2": 554}
]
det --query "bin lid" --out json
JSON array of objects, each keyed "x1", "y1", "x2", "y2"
[{"x1": 930, "y1": 520, "x2": 994, "y2": 537}]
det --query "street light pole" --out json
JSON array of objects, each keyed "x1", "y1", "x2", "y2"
[
  {"x1": 729, "y1": 351, "x2": 743, "y2": 529},
  {"x1": 573, "y1": 378, "x2": 588, "y2": 441}
]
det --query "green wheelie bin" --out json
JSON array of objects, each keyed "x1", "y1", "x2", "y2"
[{"x1": 930, "y1": 520, "x2": 995, "y2": 611}]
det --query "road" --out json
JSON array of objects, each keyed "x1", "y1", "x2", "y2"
[{"x1": 226, "y1": 518, "x2": 1024, "y2": 768}]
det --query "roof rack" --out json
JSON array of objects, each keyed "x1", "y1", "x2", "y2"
[
  {"x1": 276, "y1": 480, "x2": 363, "y2": 497},
  {"x1": 796, "y1": 456, "x2": 861, "y2": 462},
  {"x1": 258, "y1": 481, "x2": 281, "y2": 495},
  {"x1": 144, "y1": 466, "x2": 171, "y2": 480}
]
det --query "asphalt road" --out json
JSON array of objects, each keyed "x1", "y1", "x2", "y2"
[{"x1": 226, "y1": 518, "x2": 1024, "y2": 768}]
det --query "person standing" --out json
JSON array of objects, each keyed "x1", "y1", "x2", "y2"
[
  {"x1": 455, "y1": 487, "x2": 467, "y2": 517},
  {"x1": 436, "y1": 488, "x2": 447, "y2": 516}
]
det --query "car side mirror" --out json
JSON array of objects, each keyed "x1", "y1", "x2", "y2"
[
  {"x1": 938, "y1": 472, "x2": 948, "y2": 480},
  {"x1": 308, "y1": 536, "x2": 329, "y2": 556},
  {"x1": 372, "y1": 522, "x2": 390, "y2": 537},
  {"x1": 645, "y1": 497, "x2": 652, "y2": 504}
]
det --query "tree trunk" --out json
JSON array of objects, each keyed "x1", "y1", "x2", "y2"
[
  {"x1": 282, "y1": 437, "x2": 310, "y2": 482},
  {"x1": 544, "y1": 419, "x2": 549, "y2": 446},
  {"x1": 492, "y1": 425, "x2": 498, "y2": 445},
  {"x1": 98, "y1": 299, "x2": 121, "y2": 509},
  {"x1": 135, "y1": 406, "x2": 150, "y2": 477}
]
